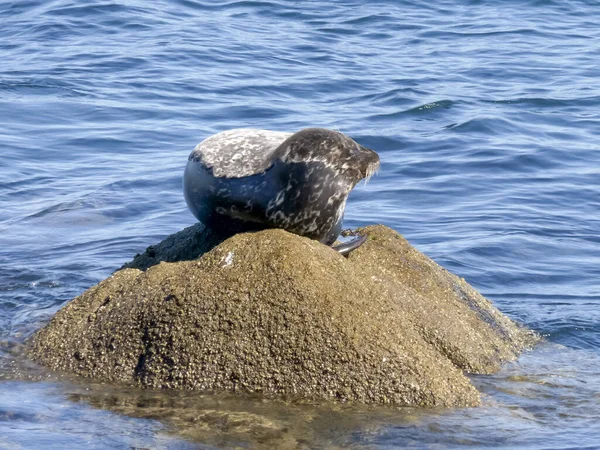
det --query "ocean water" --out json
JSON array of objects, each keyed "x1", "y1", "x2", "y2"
[{"x1": 1, "y1": 0, "x2": 599, "y2": 448}]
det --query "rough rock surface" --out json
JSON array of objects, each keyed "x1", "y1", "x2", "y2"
[{"x1": 29, "y1": 225, "x2": 537, "y2": 407}]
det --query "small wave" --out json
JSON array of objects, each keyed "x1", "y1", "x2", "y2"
[
  {"x1": 0, "y1": 79, "x2": 89, "y2": 98},
  {"x1": 544, "y1": 323, "x2": 600, "y2": 350},
  {"x1": 341, "y1": 13, "x2": 393, "y2": 26},
  {"x1": 407, "y1": 100, "x2": 454, "y2": 113},
  {"x1": 45, "y1": 2, "x2": 133, "y2": 18},
  {"x1": 445, "y1": 116, "x2": 519, "y2": 135},
  {"x1": 0, "y1": 281, "x2": 60, "y2": 293},
  {"x1": 419, "y1": 27, "x2": 546, "y2": 39},
  {"x1": 484, "y1": 96, "x2": 600, "y2": 108},
  {"x1": 25, "y1": 196, "x2": 107, "y2": 221},
  {"x1": 369, "y1": 100, "x2": 455, "y2": 121}
]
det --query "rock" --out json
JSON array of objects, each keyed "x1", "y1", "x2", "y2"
[
  {"x1": 120, "y1": 222, "x2": 230, "y2": 271},
  {"x1": 28, "y1": 225, "x2": 538, "y2": 407}
]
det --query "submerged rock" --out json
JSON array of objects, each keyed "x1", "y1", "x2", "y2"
[{"x1": 28, "y1": 225, "x2": 537, "y2": 407}]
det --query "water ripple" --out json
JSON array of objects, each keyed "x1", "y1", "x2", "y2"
[{"x1": 1, "y1": 0, "x2": 599, "y2": 447}]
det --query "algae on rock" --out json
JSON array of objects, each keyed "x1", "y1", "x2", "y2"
[{"x1": 29, "y1": 225, "x2": 537, "y2": 407}]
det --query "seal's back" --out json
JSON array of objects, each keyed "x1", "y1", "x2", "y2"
[{"x1": 190, "y1": 129, "x2": 292, "y2": 178}]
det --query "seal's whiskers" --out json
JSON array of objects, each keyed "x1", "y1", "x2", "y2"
[{"x1": 364, "y1": 161, "x2": 380, "y2": 185}]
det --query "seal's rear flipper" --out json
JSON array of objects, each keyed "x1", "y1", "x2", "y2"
[{"x1": 332, "y1": 234, "x2": 367, "y2": 256}]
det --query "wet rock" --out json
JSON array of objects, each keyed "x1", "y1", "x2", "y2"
[{"x1": 28, "y1": 225, "x2": 538, "y2": 407}]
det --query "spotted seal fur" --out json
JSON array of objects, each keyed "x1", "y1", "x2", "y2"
[{"x1": 183, "y1": 128, "x2": 379, "y2": 252}]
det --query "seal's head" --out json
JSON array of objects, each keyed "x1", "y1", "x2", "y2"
[
  {"x1": 275, "y1": 128, "x2": 380, "y2": 192},
  {"x1": 255, "y1": 128, "x2": 380, "y2": 245}
]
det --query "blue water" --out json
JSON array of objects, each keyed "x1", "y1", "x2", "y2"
[{"x1": 1, "y1": 0, "x2": 599, "y2": 448}]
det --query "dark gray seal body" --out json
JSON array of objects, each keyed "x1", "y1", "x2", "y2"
[{"x1": 183, "y1": 128, "x2": 379, "y2": 246}]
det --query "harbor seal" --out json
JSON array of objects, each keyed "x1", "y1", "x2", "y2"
[{"x1": 183, "y1": 128, "x2": 379, "y2": 252}]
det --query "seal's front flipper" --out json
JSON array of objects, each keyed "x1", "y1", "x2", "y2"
[{"x1": 332, "y1": 234, "x2": 367, "y2": 256}]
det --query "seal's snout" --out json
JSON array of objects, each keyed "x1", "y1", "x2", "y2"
[{"x1": 358, "y1": 144, "x2": 380, "y2": 183}]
